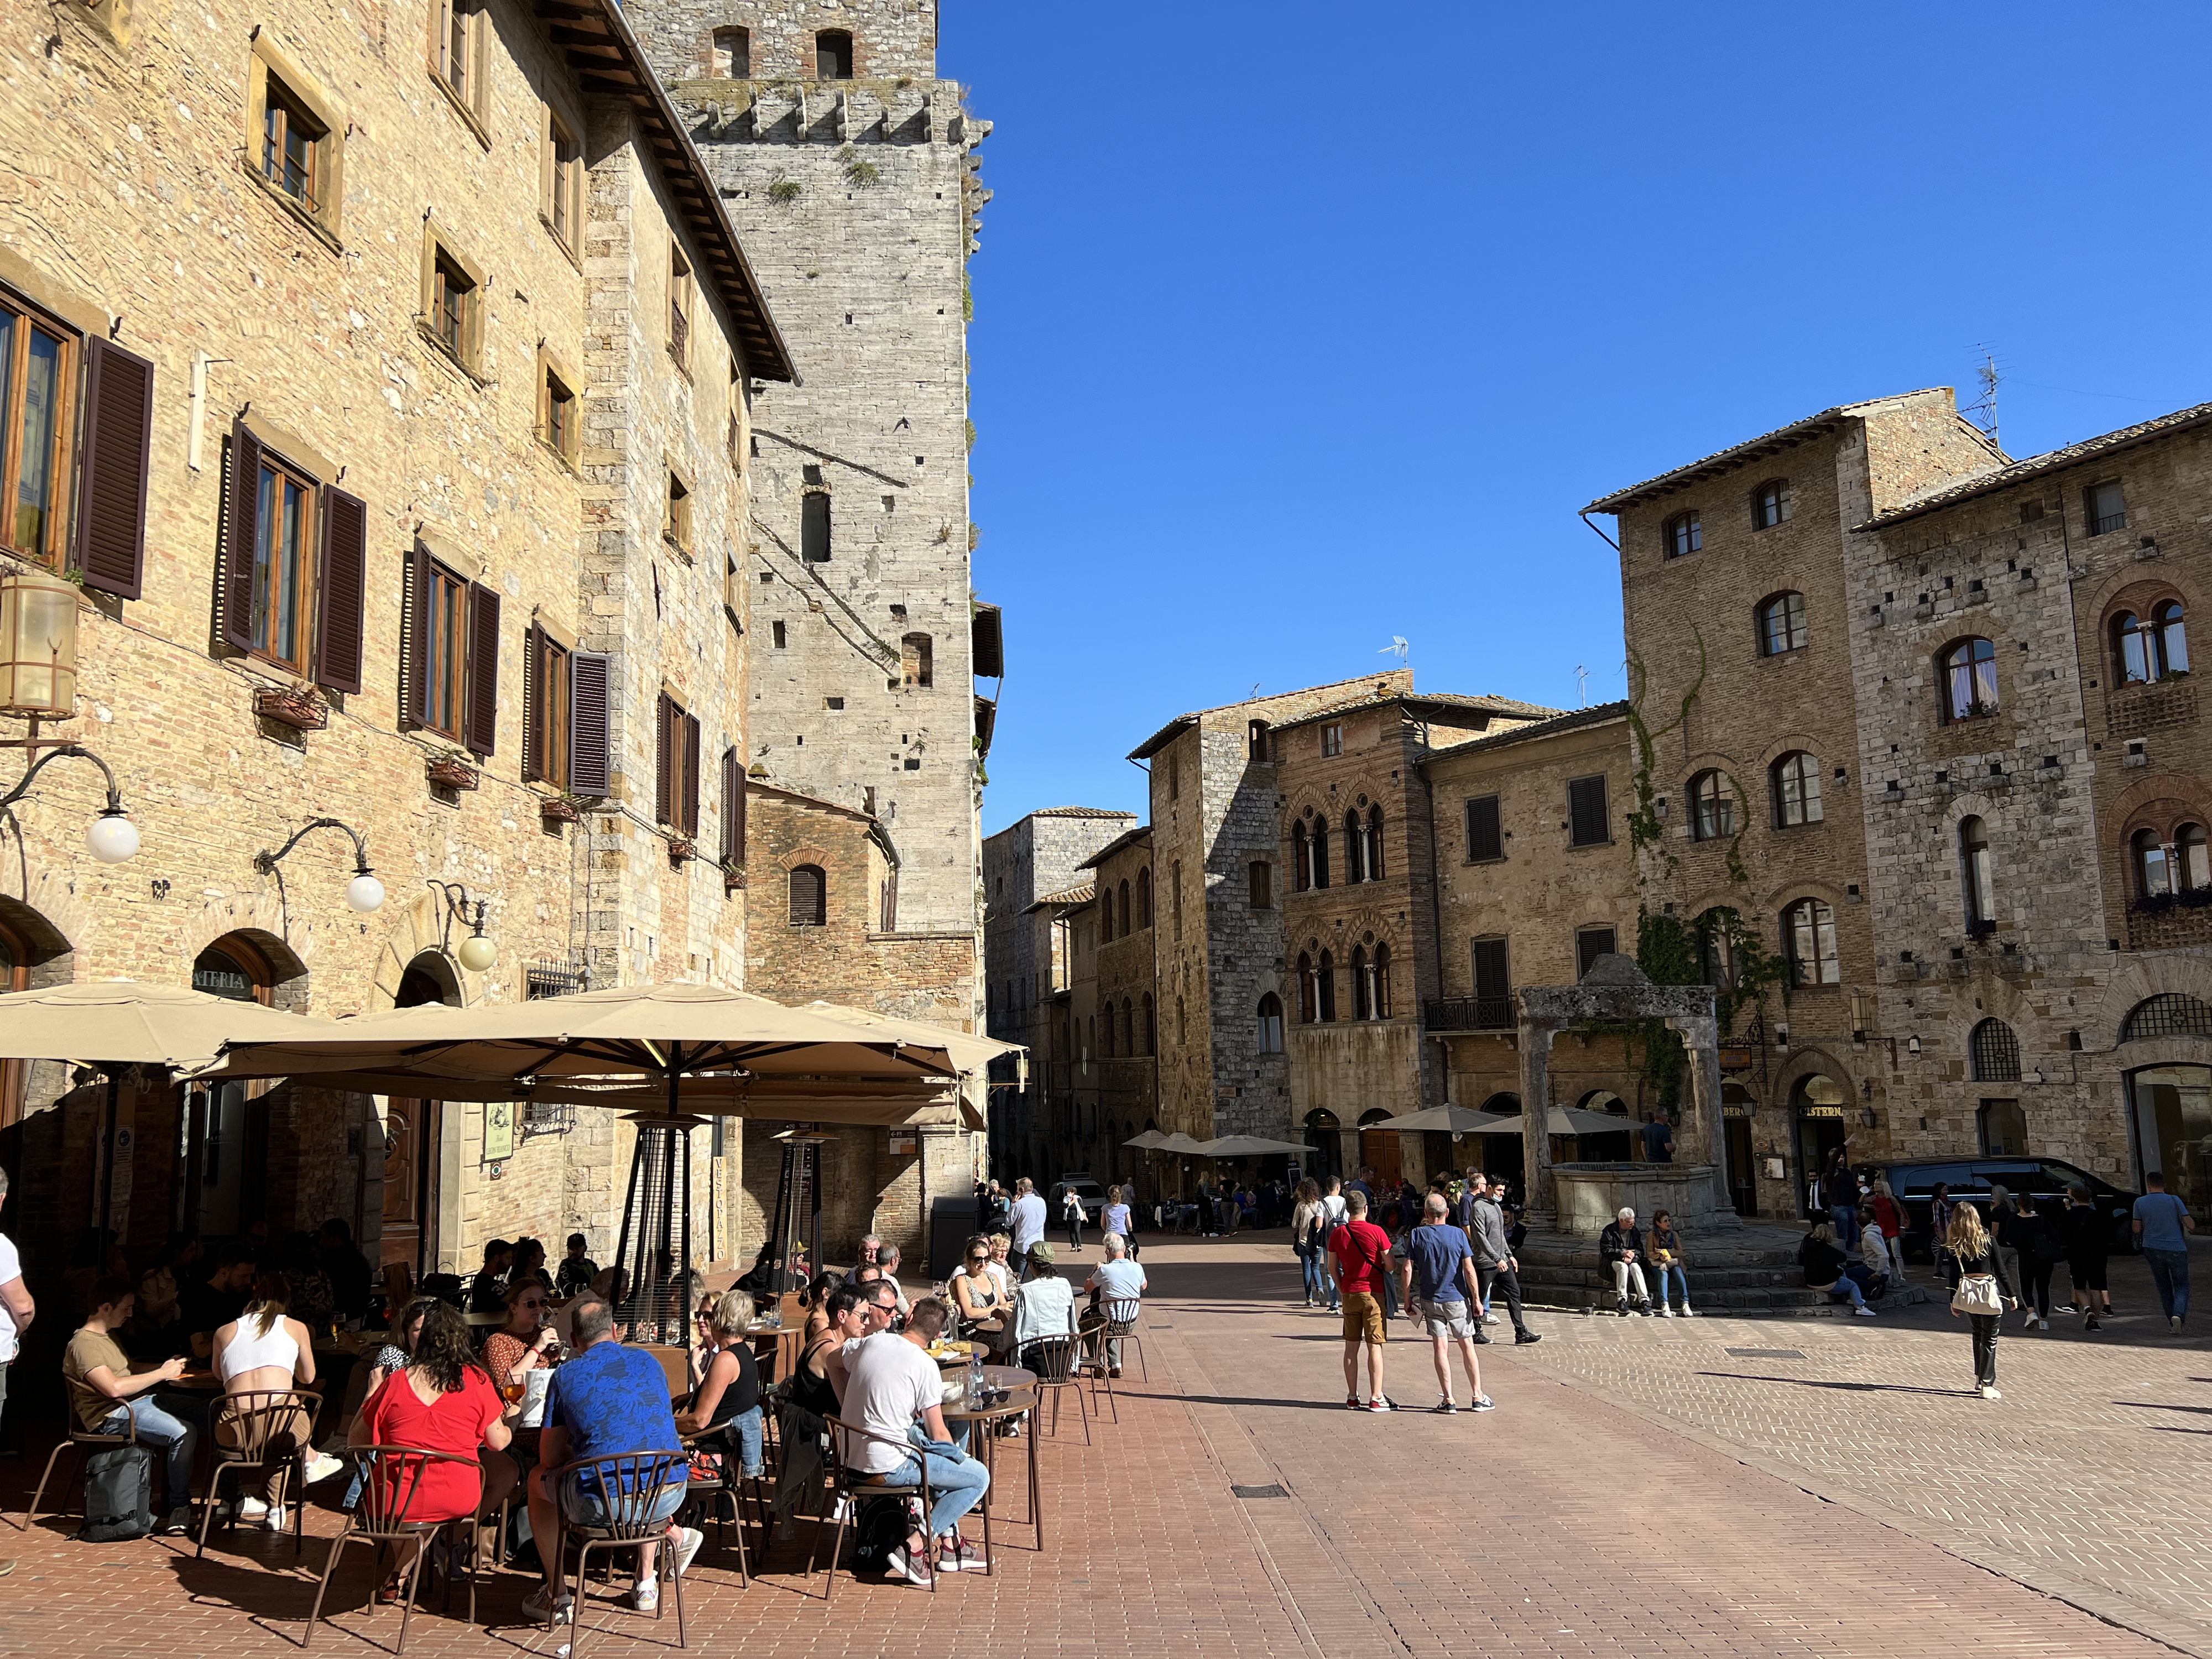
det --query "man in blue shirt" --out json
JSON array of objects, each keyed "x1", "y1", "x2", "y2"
[
  {"x1": 2133, "y1": 1171, "x2": 2198, "y2": 1332},
  {"x1": 524, "y1": 1295, "x2": 700, "y2": 1626},
  {"x1": 1393, "y1": 1193, "x2": 1494, "y2": 1414}
]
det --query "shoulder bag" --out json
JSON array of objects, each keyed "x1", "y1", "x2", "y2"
[{"x1": 1952, "y1": 1271, "x2": 2004, "y2": 1316}]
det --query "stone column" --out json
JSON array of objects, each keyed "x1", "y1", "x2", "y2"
[
  {"x1": 1519, "y1": 1020, "x2": 1557, "y2": 1227},
  {"x1": 1670, "y1": 1013, "x2": 1723, "y2": 1169}
]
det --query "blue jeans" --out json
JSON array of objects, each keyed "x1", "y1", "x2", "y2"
[
  {"x1": 1829, "y1": 1205, "x2": 1860, "y2": 1248},
  {"x1": 2145, "y1": 1247, "x2": 2192, "y2": 1322},
  {"x1": 101, "y1": 1397, "x2": 197, "y2": 1509},
  {"x1": 879, "y1": 1442, "x2": 989, "y2": 1539},
  {"x1": 1825, "y1": 1275, "x2": 1867, "y2": 1310},
  {"x1": 1299, "y1": 1248, "x2": 1327, "y2": 1302},
  {"x1": 724, "y1": 1406, "x2": 765, "y2": 1478},
  {"x1": 1652, "y1": 1262, "x2": 1689, "y2": 1307},
  {"x1": 560, "y1": 1471, "x2": 687, "y2": 1528}
]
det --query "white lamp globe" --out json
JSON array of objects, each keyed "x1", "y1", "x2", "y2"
[
  {"x1": 87, "y1": 810, "x2": 139, "y2": 864},
  {"x1": 345, "y1": 872, "x2": 386, "y2": 914},
  {"x1": 457, "y1": 932, "x2": 498, "y2": 973}
]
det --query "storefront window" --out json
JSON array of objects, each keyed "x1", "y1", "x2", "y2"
[{"x1": 2129, "y1": 1064, "x2": 2212, "y2": 1225}]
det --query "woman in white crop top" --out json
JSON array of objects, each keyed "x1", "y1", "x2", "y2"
[{"x1": 212, "y1": 1270, "x2": 319, "y2": 1528}]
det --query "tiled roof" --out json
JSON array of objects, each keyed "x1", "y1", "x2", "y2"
[
  {"x1": 1028, "y1": 806, "x2": 1139, "y2": 818},
  {"x1": 1076, "y1": 825, "x2": 1152, "y2": 872},
  {"x1": 1583, "y1": 390, "x2": 1970, "y2": 513},
  {"x1": 1026, "y1": 881, "x2": 1095, "y2": 914},
  {"x1": 1270, "y1": 689, "x2": 1562, "y2": 736},
  {"x1": 1417, "y1": 699, "x2": 1630, "y2": 762},
  {"x1": 1126, "y1": 671, "x2": 1419, "y2": 760},
  {"x1": 1857, "y1": 400, "x2": 2212, "y2": 530}
]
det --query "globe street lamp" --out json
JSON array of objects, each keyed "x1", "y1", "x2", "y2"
[
  {"x1": 428, "y1": 880, "x2": 497, "y2": 973},
  {"x1": 255, "y1": 817, "x2": 383, "y2": 912},
  {"x1": 0, "y1": 742, "x2": 138, "y2": 864}
]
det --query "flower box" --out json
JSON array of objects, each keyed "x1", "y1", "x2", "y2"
[
  {"x1": 721, "y1": 858, "x2": 747, "y2": 892},
  {"x1": 667, "y1": 836, "x2": 697, "y2": 863},
  {"x1": 540, "y1": 796, "x2": 581, "y2": 826},
  {"x1": 254, "y1": 685, "x2": 327, "y2": 732},
  {"x1": 427, "y1": 755, "x2": 479, "y2": 790}
]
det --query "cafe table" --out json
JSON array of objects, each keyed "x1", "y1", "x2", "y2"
[
  {"x1": 746, "y1": 1319, "x2": 805, "y2": 1385},
  {"x1": 940, "y1": 1363, "x2": 1042, "y2": 1564}
]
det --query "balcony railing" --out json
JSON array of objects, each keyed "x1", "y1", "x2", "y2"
[{"x1": 1423, "y1": 995, "x2": 1515, "y2": 1032}]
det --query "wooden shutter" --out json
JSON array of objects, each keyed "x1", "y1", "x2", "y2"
[
  {"x1": 682, "y1": 711, "x2": 701, "y2": 838},
  {"x1": 971, "y1": 602, "x2": 1003, "y2": 678},
  {"x1": 463, "y1": 582, "x2": 500, "y2": 757},
  {"x1": 1466, "y1": 796, "x2": 1501, "y2": 862},
  {"x1": 75, "y1": 338, "x2": 154, "y2": 600},
  {"x1": 520, "y1": 623, "x2": 544, "y2": 782},
  {"x1": 719, "y1": 746, "x2": 744, "y2": 863},
  {"x1": 314, "y1": 486, "x2": 367, "y2": 693},
  {"x1": 1473, "y1": 937, "x2": 1510, "y2": 1003},
  {"x1": 401, "y1": 540, "x2": 431, "y2": 724},
  {"x1": 1567, "y1": 776, "x2": 1609, "y2": 847},
  {"x1": 222, "y1": 420, "x2": 264, "y2": 650},
  {"x1": 1576, "y1": 927, "x2": 1617, "y2": 980},
  {"x1": 800, "y1": 491, "x2": 831, "y2": 562},
  {"x1": 654, "y1": 693, "x2": 674, "y2": 825},
  {"x1": 568, "y1": 651, "x2": 611, "y2": 796},
  {"x1": 790, "y1": 865, "x2": 823, "y2": 926}
]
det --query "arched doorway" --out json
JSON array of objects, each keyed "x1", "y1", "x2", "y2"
[
  {"x1": 1357, "y1": 1107, "x2": 1400, "y2": 1187},
  {"x1": 1791, "y1": 1073, "x2": 1848, "y2": 1217},
  {"x1": 1721, "y1": 1081, "x2": 1757, "y2": 1216},
  {"x1": 385, "y1": 951, "x2": 463, "y2": 1275},
  {"x1": 1302, "y1": 1107, "x2": 1340, "y2": 1184},
  {"x1": 182, "y1": 931, "x2": 308, "y2": 1240}
]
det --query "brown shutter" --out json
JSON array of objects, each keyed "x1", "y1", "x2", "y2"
[
  {"x1": 568, "y1": 651, "x2": 610, "y2": 796},
  {"x1": 1465, "y1": 796, "x2": 1502, "y2": 862},
  {"x1": 75, "y1": 338, "x2": 155, "y2": 600},
  {"x1": 1568, "y1": 776, "x2": 1609, "y2": 847},
  {"x1": 682, "y1": 712, "x2": 702, "y2": 838},
  {"x1": 720, "y1": 747, "x2": 744, "y2": 864},
  {"x1": 464, "y1": 582, "x2": 499, "y2": 757},
  {"x1": 222, "y1": 420, "x2": 264, "y2": 650},
  {"x1": 655, "y1": 693, "x2": 674, "y2": 825},
  {"x1": 790, "y1": 865, "x2": 824, "y2": 926},
  {"x1": 520, "y1": 623, "x2": 544, "y2": 783},
  {"x1": 314, "y1": 486, "x2": 367, "y2": 693},
  {"x1": 402, "y1": 540, "x2": 431, "y2": 724}
]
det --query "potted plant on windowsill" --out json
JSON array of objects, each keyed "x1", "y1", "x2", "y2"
[
  {"x1": 540, "y1": 792, "x2": 584, "y2": 826},
  {"x1": 667, "y1": 836, "x2": 697, "y2": 863},
  {"x1": 721, "y1": 856, "x2": 746, "y2": 892},
  {"x1": 254, "y1": 682, "x2": 328, "y2": 732},
  {"x1": 426, "y1": 746, "x2": 479, "y2": 790}
]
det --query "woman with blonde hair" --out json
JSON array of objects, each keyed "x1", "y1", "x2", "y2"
[
  {"x1": 1869, "y1": 1178, "x2": 1910, "y2": 1283},
  {"x1": 1289, "y1": 1178, "x2": 1328, "y2": 1307},
  {"x1": 1945, "y1": 1201, "x2": 2018, "y2": 1399},
  {"x1": 675, "y1": 1287, "x2": 764, "y2": 1479}
]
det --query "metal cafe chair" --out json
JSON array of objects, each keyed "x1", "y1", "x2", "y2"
[
  {"x1": 1020, "y1": 1333, "x2": 1093, "y2": 1446},
  {"x1": 810, "y1": 1416, "x2": 935, "y2": 1601},
  {"x1": 1089, "y1": 1296, "x2": 1147, "y2": 1422},
  {"x1": 304, "y1": 1445, "x2": 488, "y2": 1653},
  {"x1": 20, "y1": 1396, "x2": 138, "y2": 1531},
  {"x1": 539, "y1": 1449, "x2": 692, "y2": 1656},
  {"x1": 197, "y1": 1387, "x2": 317, "y2": 1559}
]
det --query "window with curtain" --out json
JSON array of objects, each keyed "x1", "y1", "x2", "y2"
[
  {"x1": 1689, "y1": 770, "x2": 1734, "y2": 841},
  {"x1": 1771, "y1": 752, "x2": 1823, "y2": 827},
  {"x1": 1256, "y1": 993, "x2": 1284, "y2": 1054},
  {"x1": 1942, "y1": 637, "x2": 2000, "y2": 721},
  {"x1": 2136, "y1": 828, "x2": 2173, "y2": 900},
  {"x1": 1757, "y1": 591, "x2": 1808, "y2": 655},
  {"x1": 1751, "y1": 479, "x2": 1792, "y2": 530},
  {"x1": 2182, "y1": 823, "x2": 2211, "y2": 891},
  {"x1": 1782, "y1": 897, "x2": 1839, "y2": 985}
]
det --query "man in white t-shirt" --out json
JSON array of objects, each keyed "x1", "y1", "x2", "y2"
[
  {"x1": 0, "y1": 1168, "x2": 33, "y2": 1579},
  {"x1": 1316, "y1": 1177, "x2": 1350, "y2": 1313},
  {"x1": 1083, "y1": 1234, "x2": 1146, "y2": 1376},
  {"x1": 839, "y1": 1297, "x2": 990, "y2": 1584},
  {"x1": 1007, "y1": 1178, "x2": 1047, "y2": 1280}
]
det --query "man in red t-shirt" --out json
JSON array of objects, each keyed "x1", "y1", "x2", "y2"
[{"x1": 1328, "y1": 1190, "x2": 1396, "y2": 1411}]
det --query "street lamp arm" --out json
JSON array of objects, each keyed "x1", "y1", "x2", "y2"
[
  {"x1": 0, "y1": 743, "x2": 123, "y2": 816},
  {"x1": 257, "y1": 815, "x2": 374, "y2": 877}
]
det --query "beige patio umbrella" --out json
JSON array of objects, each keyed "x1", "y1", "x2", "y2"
[
  {"x1": 1368, "y1": 1104, "x2": 1511, "y2": 1134},
  {"x1": 0, "y1": 979, "x2": 346, "y2": 1069},
  {"x1": 1195, "y1": 1134, "x2": 1309, "y2": 1158},
  {"x1": 797, "y1": 1001, "x2": 1026, "y2": 1086},
  {"x1": 1155, "y1": 1131, "x2": 1211, "y2": 1155},
  {"x1": 1121, "y1": 1129, "x2": 1168, "y2": 1149},
  {"x1": 1464, "y1": 1105, "x2": 1636, "y2": 1137}
]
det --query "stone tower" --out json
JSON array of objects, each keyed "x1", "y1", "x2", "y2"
[{"x1": 627, "y1": 1, "x2": 990, "y2": 950}]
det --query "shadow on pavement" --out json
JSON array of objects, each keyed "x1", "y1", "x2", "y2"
[{"x1": 1695, "y1": 1370, "x2": 1973, "y2": 1398}]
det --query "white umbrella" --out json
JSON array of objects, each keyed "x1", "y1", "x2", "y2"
[
  {"x1": 1366, "y1": 1104, "x2": 1510, "y2": 1134},
  {"x1": 1464, "y1": 1106, "x2": 1635, "y2": 1137},
  {"x1": 1195, "y1": 1134, "x2": 1308, "y2": 1158},
  {"x1": 1123, "y1": 1129, "x2": 1168, "y2": 1149}
]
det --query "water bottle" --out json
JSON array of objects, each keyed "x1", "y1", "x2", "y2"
[{"x1": 966, "y1": 1348, "x2": 983, "y2": 1411}]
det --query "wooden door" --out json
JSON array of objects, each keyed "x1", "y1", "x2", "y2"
[{"x1": 381, "y1": 1098, "x2": 426, "y2": 1270}]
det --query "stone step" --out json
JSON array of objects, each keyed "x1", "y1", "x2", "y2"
[{"x1": 1517, "y1": 1262, "x2": 1818, "y2": 1291}]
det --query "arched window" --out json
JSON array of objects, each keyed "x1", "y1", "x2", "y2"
[
  {"x1": 1248, "y1": 719, "x2": 1270, "y2": 761},
  {"x1": 1292, "y1": 821, "x2": 1311, "y2": 894},
  {"x1": 1141, "y1": 993, "x2": 1155, "y2": 1055},
  {"x1": 1970, "y1": 1017, "x2": 2021, "y2": 1083},
  {"x1": 2159, "y1": 601, "x2": 2190, "y2": 677},
  {"x1": 1782, "y1": 897, "x2": 1839, "y2": 985},
  {"x1": 1695, "y1": 910, "x2": 1735, "y2": 988},
  {"x1": 1343, "y1": 810, "x2": 1366, "y2": 883},
  {"x1": 1135, "y1": 868, "x2": 1152, "y2": 929},
  {"x1": 1689, "y1": 770, "x2": 1735, "y2": 841},
  {"x1": 1757, "y1": 591, "x2": 1808, "y2": 656},
  {"x1": 2114, "y1": 611, "x2": 2152, "y2": 684},
  {"x1": 1771, "y1": 752, "x2": 1823, "y2": 827},
  {"x1": 1098, "y1": 890, "x2": 1113, "y2": 944},
  {"x1": 814, "y1": 27, "x2": 853, "y2": 77},
  {"x1": 1317, "y1": 950, "x2": 1337, "y2": 1021},
  {"x1": 788, "y1": 864, "x2": 826, "y2": 926},
  {"x1": 1121, "y1": 999, "x2": 1135, "y2": 1057},
  {"x1": 1349, "y1": 946, "x2": 1370, "y2": 1019},
  {"x1": 1311, "y1": 821, "x2": 1330, "y2": 890},
  {"x1": 2121, "y1": 993, "x2": 2212, "y2": 1041},
  {"x1": 1367, "y1": 805, "x2": 1385, "y2": 880},
  {"x1": 1100, "y1": 1006, "x2": 1114, "y2": 1058},
  {"x1": 1959, "y1": 815, "x2": 1994, "y2": 932},
  {"x1": 2136, "y1": 828, "x2": 2172, "y2": 900},
  {"x1": 2183, "y1": 824, "x2": 2211, "y2": 891},
  {"x1": 1941, "y1": 637, "x2": 1999, "y2": 722},
  {"x1": 1255, "y1": 993, "x2": 1284, "y2": 1055},
  {"x1": 1751, "y1": 479, "x2": 1792, "y2": 530},
  {"x1": 1117, "y1": 879, "x2": 1131, "y2": 937},
  {"x1": 1374, "y1": 943, "x2": 1392, "y2": 1019},
  {"x1": 1663, "y1": 511, "x2": 1701, "y2": 559},
  {"x1": 1296, "y1": 953, "x2": 1317, "y2": 1023}
]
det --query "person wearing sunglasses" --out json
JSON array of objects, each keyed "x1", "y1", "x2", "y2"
[
  {"x1": 483, "y1": 1279, "x2": 560, "y2": 1464},
  {"x1": 949, "y1": 1235, "x2": 1011, "y2": 1355}
]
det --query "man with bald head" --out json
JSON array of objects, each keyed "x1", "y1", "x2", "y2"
[{"x1": 1395, "y1": 1192, "x2": 1494, "y2": 1415}]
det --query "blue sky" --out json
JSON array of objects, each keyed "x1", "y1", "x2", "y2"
[{"x1": 946, "y1": 2, "x2": 2212, "y2": 833}]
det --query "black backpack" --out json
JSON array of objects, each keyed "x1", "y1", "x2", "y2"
[
  {"x1": 850, "y1": 1494, "x2": 918, "y2": 1574},
  {"x1": 79, "y1": 1443, "x2": 154, "y2": 1542}
]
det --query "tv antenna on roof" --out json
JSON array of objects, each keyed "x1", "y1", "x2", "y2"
[
  {"x1": 1574, "y1": 664, "x2": 1592, "y2": 707},
  {"x1": 1380, "y1": 636, "x2": 1408, "y2": 666},
  {"x1": 1963, "y1": 344, "x2": 2001, "y2": 450}
]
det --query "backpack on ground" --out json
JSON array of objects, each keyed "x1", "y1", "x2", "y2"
[
  {"x1": 851, "y1": 1494, "x2": 920, "y2": 1574},
  {"x1": 79, "y1": 1442, "x2": 155, "y2": 1542}
]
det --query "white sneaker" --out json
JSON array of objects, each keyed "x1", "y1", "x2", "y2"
[
  {"x1": 1656, "y1": 1305, "x2": 1673, "y2": 1318},
  {"x1": 666, "y1": 1525, "x2": 703, "y2": 1579},
  {"x1": 1854, "y1": 1306, "x2": 1878, "y2": 1317},
  {"x1": 633, "y1": 1578, "x2": 660, "y2": 1613},
  {"x1": 1979, "y1": 1384, "x2": 2002, "y2": 1400},
  {"x1": 304, "y1": 1452, "x2": 346, "y2": 1485},
  {"x1": 238, "y1": 1496, "x2": 270, "y2": 1521},
  {"x1": 1679, "y1": 1305, "x2": 1695, "y2": 1317},
  {"x1": 264, "y1": 1504, "x2": 289, "y2": 1532}
]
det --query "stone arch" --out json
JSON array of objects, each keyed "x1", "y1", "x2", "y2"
[
  {"x1": 2088, "y1": 566, "x2": 2193, "y2": 625},
  {"x1": 179, "y1": 888, "x2": 327, "y2": 1004},
  {"x1": 1755, "y1": 731, "x2": 1826, "y2": 774},
  {"x1": 369, "y1": 890, "x2": 484, "y2": 1011},
  {"x1": 0, "y1": 844, "x2": 97, "y2": 963},
  {"x1": 778, "y1": 842, "x2": 831, "y2": 873},
  {"x1": 192, "y1": 925, "x2": 311, "y2": 1013},
  {"x1": 2085, "y1": 952, "x2": 2212, "y2": 1053},
  {"x1": 1770, "y1": 1045, "x2": 1859, "y2": 1110},
  {"x1": 1936, "y1": 973, "x2": 2038, "y2": 1067}
]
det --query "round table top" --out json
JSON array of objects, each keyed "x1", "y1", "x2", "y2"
[
  {"x1": 941, "y1": 1366, "x2": 1037, "y2": 1423},
  {"x1": 745, "y1": 1321, "x2": 803, "y2": 1339},
  {"x1": 925, "y1": 1339, "x2": 987, "y2": 1366}
]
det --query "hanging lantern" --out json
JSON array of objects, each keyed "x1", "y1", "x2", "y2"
[{"x1": 0, "y1": 569, "x2": 79, "y2": 715}]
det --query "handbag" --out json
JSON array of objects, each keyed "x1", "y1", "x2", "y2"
[{"x1": 1952, "y1": 1272, "x2": 2004, "y2": 1316}]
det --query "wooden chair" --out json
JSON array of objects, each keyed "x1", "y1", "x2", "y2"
[
  {"x1": 304, "y1": 1445, "x2": 486, "y2": 1653},
  {"x1": 540, "y1": 1451, "x2": 692, "y2": 1655},
  {"x1": 197, "y1": 1387, "x2": 316, "y2": 1558},
  {"x1": 20, "y1": 1395, "x2": 138, "y2": 1531},
  {"x1": 809, "y1": 1416, "x2": 934, "y2": 1601},
  {"x1": 1019, "y1": 1334, "x2": 1093, "y2": 1446}
]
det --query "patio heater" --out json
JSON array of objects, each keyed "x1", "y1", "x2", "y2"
[
  {"x1": 764, "y1": 1130, "x2": 827, "y2": 1297},
  {"x1": 611, "y1": 1111, "x2": 700, "y2": 1345}
]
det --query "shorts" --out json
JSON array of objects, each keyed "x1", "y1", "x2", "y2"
[
  {"x1": 1340, "y1": 1291, "x2": 1386, "y2": 1346},
  {"x1": 2068, "y1": 1255, "x2": 2109, "y2": 1292},
  {"x1": 1419, "y1": 1298, "x2": 1475, "y2": 1339},
  {"x1": 560, "y1": 1470, "x2": 688, "y2": 1530}
]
